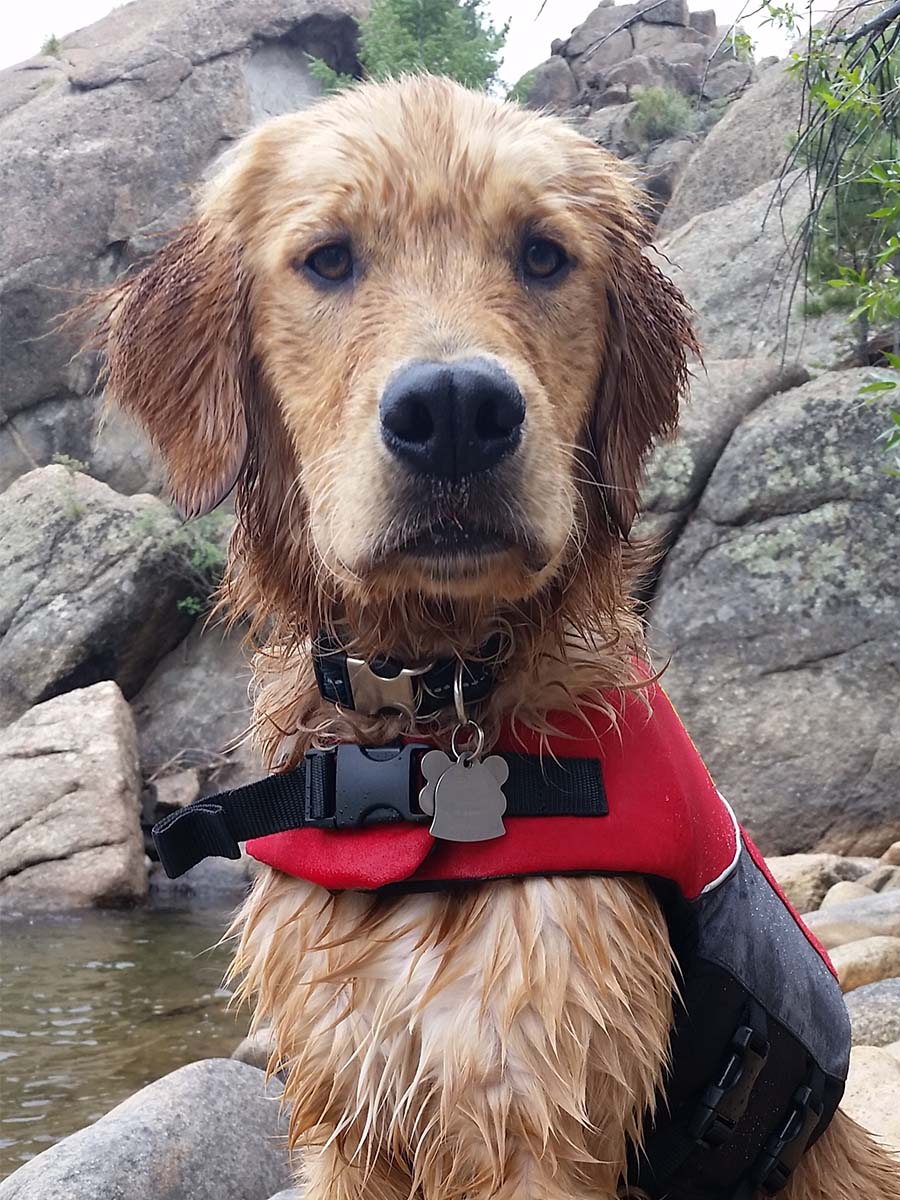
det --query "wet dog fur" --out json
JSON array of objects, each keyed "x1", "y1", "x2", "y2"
[{"x1": 96, "y1": 76, "x2": 900, "y2": 1199}]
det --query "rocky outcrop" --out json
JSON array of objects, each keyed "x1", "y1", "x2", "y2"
[
  {"x1": 521, "y1": 1, "x2": 755, "y2": 222},
  {"x1": 0, "y1": 682, "x2": 145, "y2": 911},
  {"x1": 659, "y1": 58, "x2": 800, "y2": 234},
  {"x1": 525, "y1": 56, "x2": 580, "y2": 110},
  {"x1": 0, "y1": 0, "x2": 365, "y2": 496},
  {"x1": 0, "y1": 1059, "x2": 291, "y2": 1199},
  {"x1": 654, "y1": 175, "x2": 849, "y2": 365},
  {"x1": 133, "y1": 623, "x2": 257, "y2": 779},
  {"x1": 652, "y1": 369, "x2": 900, "y2": 856},
  {"x1": 640, "y1": 357, "x2": 808, "y2": 544},
  {"x1": 554, "y1": 0, "x2": 732, "y2": 106},
  {"x1": 0, "y1": 466, "x2": 196, "y2": 725}
]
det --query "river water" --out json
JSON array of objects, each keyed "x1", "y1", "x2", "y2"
[{"x1": 0, "y1": 903, "x2": 246, "y2": 1178}]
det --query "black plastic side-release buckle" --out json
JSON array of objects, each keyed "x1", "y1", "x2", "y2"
[
  {"x1": 690, "y1": 1023, "x2": 770, "y2": 1150},
  {"x1": 304, "y1": 743, "x2": 431, "y2": 829},
  {"x1": 753, "y1": 1078, "x2": 824, "y2": 1194}
]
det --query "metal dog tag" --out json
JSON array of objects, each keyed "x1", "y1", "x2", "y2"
[{"x1": 419, "y1": 749, "x2": 508, "y2": 842}]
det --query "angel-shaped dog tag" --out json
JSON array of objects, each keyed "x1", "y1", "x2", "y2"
[{"x1": 418, "y1": 749, "x2": 508, "y2": 842}]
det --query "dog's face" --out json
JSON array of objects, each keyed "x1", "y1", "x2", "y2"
[{"x1": 102, "y1": 77, "x2": 694, "y2": 622}]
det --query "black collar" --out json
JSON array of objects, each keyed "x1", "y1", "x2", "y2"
[{"x1": 313, "y1": 632, "x2": 503, "y2": 717}]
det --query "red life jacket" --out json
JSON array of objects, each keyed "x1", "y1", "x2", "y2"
[
  {"x1": 156, "y1": 684, "x2": 850, "y2": 1199},
  {"x1": 247, "y1": 684, "x2": 745, "y2": 894}
]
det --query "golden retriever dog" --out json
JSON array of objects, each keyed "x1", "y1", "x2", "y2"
[{"x1": 96, "y1": 76, "x2": 899, "y2": 1199}]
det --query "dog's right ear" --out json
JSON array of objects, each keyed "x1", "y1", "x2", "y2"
[{"x1": 100, "y1": 222, "x2": 251, "y2": 519}]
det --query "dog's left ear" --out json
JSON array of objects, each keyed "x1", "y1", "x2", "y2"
[{"x1": 591, "y1": 250, "x2": 698, "y2": 537}]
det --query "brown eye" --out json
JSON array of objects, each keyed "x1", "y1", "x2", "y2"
[
  {"x1": 304, "y1": 242, "x2": 353, "y2": 283},
  {"x1": 522, "y1": 237, "x2": 568, "y2": 282}
]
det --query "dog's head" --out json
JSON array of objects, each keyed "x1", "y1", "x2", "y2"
[{"x1": 101, "y1": 76, "x2": 696, "y2": 639}]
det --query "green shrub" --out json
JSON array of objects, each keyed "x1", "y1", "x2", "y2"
[
  {"x1": 628, "y1": 86, "x2": 696, "y2": 145},
  {"x1": 506, "y1": 68, "x2": 537, "y2": 105},
  {"x1": 309, "y1": 0, "x2": 507, "y2": 94},
  {"x1": 134, "y1": 508, "x2": 233, "y2": 618},
  {"x1": 40, "y1": 34, "x2": 61, "y2": 57}
]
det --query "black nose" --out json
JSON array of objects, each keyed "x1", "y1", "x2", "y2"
[{"x1": 379, "y1": 358, "x2": 525, "y2": 480}]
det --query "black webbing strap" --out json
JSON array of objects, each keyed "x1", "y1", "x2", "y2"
[
  {"x1": 632, "y1": 1001, "x2": 829, "y2": 1198},
  {"x1": 633, "y1": 1000, "x2": 770, "y2": 1196},
  {"x1": 153, "y1": 742, "x2": 607, "y2": 879},
  {"x1": 313, "y1": 633, "x2": 503, "y2": 716}
]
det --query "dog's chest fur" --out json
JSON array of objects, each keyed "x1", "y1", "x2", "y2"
[{"x1": 234, "y1": 869, "x2": 674, "y2": 1198}]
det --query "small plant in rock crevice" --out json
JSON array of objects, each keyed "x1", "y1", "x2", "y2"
[
  {"x1": 628, "y1": 86, "x2": 697, "y2": 147},
  {"x1": 51, "y1": 453, "x2": 89, "y2": 474},
  {"x1": 133, "y1": 508, "x2": 233, "y2": 618},
  {"x1": 40, "y1": 34, "x2": 62, "y2": 57}
]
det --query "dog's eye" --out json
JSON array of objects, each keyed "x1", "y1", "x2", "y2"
[
  {"x1": 522, "y1": 237, "x2": 568, "y2": 282},
  {"x1": 305, "y1": 242, "x2": 353, "y2": 283}
]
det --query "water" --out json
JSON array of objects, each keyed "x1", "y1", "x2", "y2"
[{"x1": 0, "y1": 904, "x2": 246, "y2": 1178}]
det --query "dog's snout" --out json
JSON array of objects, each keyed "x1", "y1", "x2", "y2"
[{"x1": 379, "y1": 358, "x2": 525, "y2": 480}]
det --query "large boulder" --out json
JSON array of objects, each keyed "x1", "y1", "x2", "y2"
[
  {"x1": 829, "y1": 936, "x2": 900, "y2": 993},
  {"x1": 640, "y1": 357, "x2": 808, "y2": 542},
  {"x1": 659, "y1": 57, "x2": 800, "y2": 233},
  {"x1": 524, "y1": 56, "x2": 580, "y2": 111},
  {"x1": 652, "y1": 369, "x2": 900, "y2": 856},
  {"x1": 631, "y1": 20, "x2": 706, "y2": 54},
  {"x1": 0, "y1": 466, "x2": 196, "y2": 725},
  {"x1": 765, "y1": 853, "x2": 880, "y2": 913},
  {"x1": 640, "y1": 136, "x2": 699, "y2": 213},
  {"x1": 803, "y1": 892, "x2": 900, "y2": 950},
  {"x1": 846, "y1": 979, "x2": 900, "y2": 1047},
  {"x1": 841, "y1": 1046, "x2": 900, "y2": 1155},
  {"x1": 0, "y1": 0, "x2": 365, "y2": 495},
  {"x1": 133, "y1": 623, "x2": 257, "y2": 779},
  {"x1": 0, "y1": 1059, "x2": 291, "y2": 1200},
  {"x1": 0, "y1": 682, "x2": 146, "y2": 911},
  {"x1": 655, "y1": 174, "x2": 849, "y2": 365},
  {"x1": 580, "y1": 102, "x2": 643, "y2": 159},
  {"x1": 701, "y1": 58, "x2": 754, "y2": 99},
  {"x1": 636, "y1": 0, "x2": 689, "y2": 25},
  {"x1": 566, "y1": 4, "x2": 639, "y2": 62}
]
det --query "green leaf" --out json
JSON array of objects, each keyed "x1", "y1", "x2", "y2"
[
  {"x1": 883, "y1": 352, "x2": 900, "y2": 369},
  {"x1": 859, "y1": 380, "x2": 897, "y2": 394}
]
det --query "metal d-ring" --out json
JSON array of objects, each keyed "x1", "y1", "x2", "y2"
[
  {"x1": 451, "y1": 719, "x2": 485, "y2": 761},
  {"x1": 453, "y1": 659, "x2": 468, "y2": 726}
]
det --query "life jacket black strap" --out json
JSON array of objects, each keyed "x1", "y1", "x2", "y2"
[
  {"x1": 635, "y1": 1000, "x2": 771, "y2": 1191},
  {"x1": 153, "y1": 742, "x2": 608, "y2": 879},
  {"x1": 633, "y1": 997, "x2": 831, "y2": 1199},
  {"x1": 748, "y1": 1064, "x2": 826, "y2": 1195}
]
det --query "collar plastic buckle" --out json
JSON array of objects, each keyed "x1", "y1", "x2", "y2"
[
  {"x1": 690, "y1": 1024, "x2": 770, "y2": 1150},
  {"x1": 305, "y1": 743, "x2": 432, "y2": 830}
]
